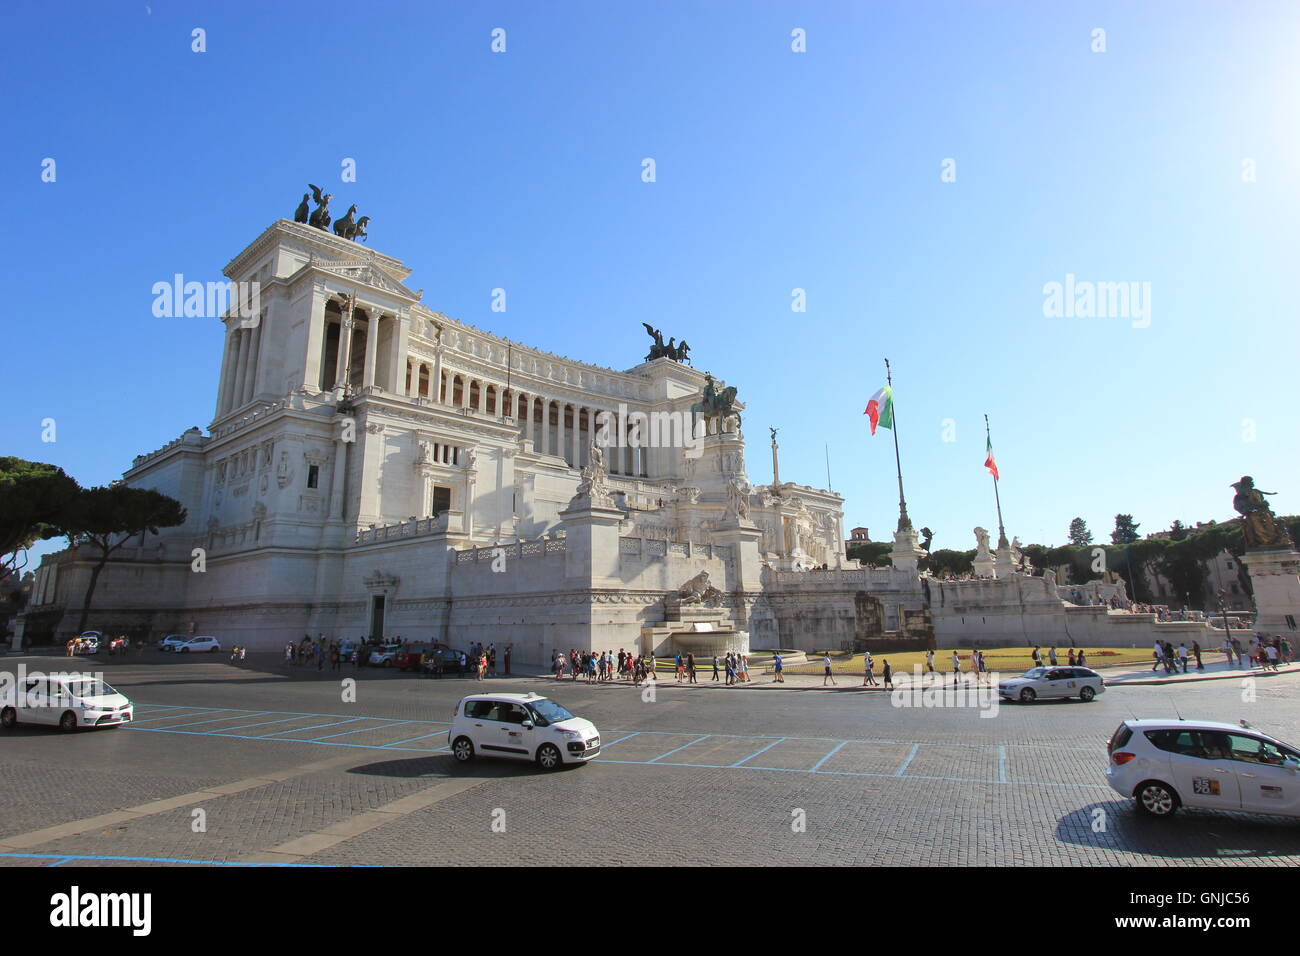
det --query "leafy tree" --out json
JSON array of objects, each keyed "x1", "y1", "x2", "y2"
[
  {"x1": 846, "y1": 540, "x2": 892, "y2": 567},
  {"x1": 925, "y1": 548, "x2": 974, "y2": 577},
  {"x1": 1167, "y1": 520, "x2": 1188, "y2": 541},
  {"x1": 1067, "y1": 517, "x2": 1092, "y2": 547},
  {"x1": 0, "y1": 458, "x2": 81, "y2": 581},
  {"x1": 56, "y1": 485, "x2": 187, "y2": 634},
  {"x1": 1111, "y1": 514, "x2": 1140, "y2": 545},
  {"x1": 1019, "y1": 543, "x2": 1049, "y2": 572}
]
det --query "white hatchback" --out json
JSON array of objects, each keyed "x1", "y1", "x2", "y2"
[
  {"x1": 176, "y1": 636, "x2": 221, "y2": 654},
  {"x1": 1, "y1": 675, "x2": 134, "y2": 732},
  {"x1": 1106, "y1": 719, "x2": 1300, "y2": 818},
  {"x1": 998, "y1": 666, "x2": 1105, "y2": 703},
  {"x1": 448, "y1": 693, "x2": 600, "y2": 770}
]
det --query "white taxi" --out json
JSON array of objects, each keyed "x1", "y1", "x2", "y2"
[
  {"x1": 1106, "y1": 719, "x2": 1300, "y2": 818},
  {"x1": 448, "y1": 692, "x2": 600, "y2": 770},
  {"x1": 998, "y1": 666, "x2": 1105, "y2": 703},
  {"x1": 1, "y1": 675, "x2": 134, "y2": 732}
]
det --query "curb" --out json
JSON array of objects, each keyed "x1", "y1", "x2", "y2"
[{"x1": 1105, "y1": 665, "x2": 1299, "y2": 687}]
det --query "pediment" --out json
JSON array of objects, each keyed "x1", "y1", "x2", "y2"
[{"x1": 311, "y1": 255, "x2": 422, "y2": 302}]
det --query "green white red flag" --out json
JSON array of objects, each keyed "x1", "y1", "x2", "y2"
[
  {"x1": 984, "y1": 436, "x2": 1000, "y2": 480},
  {"x1": 864, "y1": 386, "x2": 894, "y2": 435}
]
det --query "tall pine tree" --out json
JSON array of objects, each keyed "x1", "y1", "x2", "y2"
[
  {"x1": 1111, "y1": 514, "x2": 1141, "y2": 545},
  {"x1": 1068, "y1": 517, "x2": 1092, "y2": 547}
]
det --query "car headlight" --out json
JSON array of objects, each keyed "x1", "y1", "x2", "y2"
[{"x1": 561, "y1": 730, "x2": 582, "y2": 739}]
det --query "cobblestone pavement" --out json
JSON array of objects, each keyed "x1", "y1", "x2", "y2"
[{"x1": 2, "y1": 650, "x2": 1298, "y2": 866}]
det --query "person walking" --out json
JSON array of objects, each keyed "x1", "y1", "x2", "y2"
[
  {"x1": 1031, "y1": 646, "x2": 1042, "y2": 668},
  {"x1": 773, "y1": 651, "x2": 785, "y2": 683},
  {"x1": 1151, "y1": 640, "x2": 1164, "y2": 672},
  {"x1": 1265, "y1": 641, "x2": 1280, "y2": 672},
  {"x1": 925, "y1": 649, "x2": 935, "y2": 682},
  {"x1": 711, "y1": 655, "x2": 721, "y2": 682},
  {"x1": 1177, "y1": 643, "x2": 1189, "y2": 674},
  {"x1": 862, "y1": 651, "x2": 876, "y2": 687},
  {"x1": 882, "y1": 659, "x2": 893, "y2": 690},
  {"x1": 1076, "y1": 648, "x2": 1087, "y2": 667},
  {"x1": 951, "y1": 650, "x2": 962, "y2": 687},
  {"x1": 822, "y1": 652, "x2": 836, "y2": 686},
  {"x1": 1192, "y1": 640, "x2": 1203, "y2": 671},
  {"x1": 1067, "y1": 648, "x2": 1076, "y2": 666},
  {"x1": 648, "y1": 652, "x2": 657, "y2": 680},
  {"x1": 1048, "y1": 645, "x2": 1058, "y2": 666},
  {"x1": 675, "y1": 653, "x2": 685, "y2": 683},
  {"x1": 724, "y1": 655, "x2": 735, "y2": 686},
  {"x1": 740, "y1": 654, "x2": 750, "y2": 684},
  {"x1": 687, "y1": 653, "x2": 698, "y2": 684}
]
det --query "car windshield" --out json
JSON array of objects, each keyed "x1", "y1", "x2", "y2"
[
  {"x1": 530, "y1": 699, "x2": 575, "y2": 723},
  {"x1": 1021, "y1": 668, "x2": 1048, "y2": 679},
  {"x1": 65, "y1": 679, "x2": 116, "y2": 699}
]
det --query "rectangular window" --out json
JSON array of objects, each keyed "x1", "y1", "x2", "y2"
[
  {"x1": 307, "y1": 464, "x2": 319, "y2": 489},
  {"x1": 431, "y1": 485, "x2": 451, "y2": 515},
  {"x1": 885, "y1": 604, "x2": 900, "y2": 631}
]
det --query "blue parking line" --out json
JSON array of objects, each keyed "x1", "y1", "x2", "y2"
[
  {"x1": 312, "y1": 720, "x2": 412, "y2": 741},
  {"x1": 998, "y1": 745, "x2": 1008, "y2": 783},
  {"x1": 199, "y1": 714, "x2": 319, "y2": 732},
  {"x1": 895, "y1": 743, "x2": 920, "y2": 776},
  {"x1": 45, "y1": 857, "x2": 75, "y2": 867},
  {"x1": 381, "y1": 730, "x2": 449, "y2": 748},
  {"x1": 730, "y1": 737, "x2": 786, "y2": 767},
  {"x1": 127, "y1": 709, "x2": 227, "y2": 724},
  {"x1": 596, "y1": 731, "x2": 641, "y2": 749},
  {"x1": 259, "y1": 717, "x2": 365, "y2": 738},
  {"x1": 159, "y1": 711, "x2": 274, "y2": 729},
  {"x1": 647, "y1": 735, "x2": 710, "y2": 763},
  {"x1": 810, "y1": 740, "x2": 848, "y2": 771}
]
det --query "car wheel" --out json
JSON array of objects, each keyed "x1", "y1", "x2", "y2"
[
  {"x1": 536, "y1": 743, "x2": 563, "y2": 770},
  {"x1": 451, "y1": 736, "x2": 475, "y2": 763},
  {"x1": 1135, "y1": 780, "x2": 1179, "y2": 818},
  {"x1": 59, "y1": 711, "x2": 78, "y2": 733},
  {"x1": 211, "y1": 646, "x2": 220, "y2": 653},
  {"x1": 181, "y1": 648, "x2": 190, "y2": 654},
  {"x1": 1019, "y1": 688, "x2": 1036, "y2": 703},
  {"x1": 1080, "y1": 685, "x2": 1096, "y2": 702},
  {"x1": 1, "y1": 706, "x2": 15, "y2": 729}
]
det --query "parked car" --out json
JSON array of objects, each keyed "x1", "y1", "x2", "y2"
[
  {"x1": 1, "y1": 674, "x2": 134, "y2": 732},
  {"x1": 74, "y1": 631, "x2": 102, "y2": 655},
  {"x1": 176, "y1": 636, "x2": 221, "y2": 654},
  {"x1": 159, "y1": 635, "x2": 190, "y2": 652},
  {"x1": 1106, "y1": 718, "x2": 1300, "y2": 818},
  {"x1": 422, "y1": 646, "x2": 469, "y2": 676},
  {"x1": 998, "y1": 666, "x2": 1105, "y2": 703},
  {"x1": 395, "y1": 643, "x2": 437, "y2": 672},
  {"x1": 366, "y1": 642, "x2": 403, "y2": 667},
  {"x1": 448, "y1": 693, "x2": 600, "y2": 770}
]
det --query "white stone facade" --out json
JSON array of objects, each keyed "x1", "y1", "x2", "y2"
[{"x1": 23, "y1": 221, "x2": 854, "y2": 665}]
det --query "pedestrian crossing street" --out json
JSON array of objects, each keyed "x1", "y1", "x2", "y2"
[{"x1": 123, "y1": 703, "x2": 1111, "y2": 790}]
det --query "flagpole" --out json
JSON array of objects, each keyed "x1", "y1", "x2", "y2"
[
  {"x1": 885, "y1": 359, "x2": 911, "y2": 532},
  {"x1": 985, "y1": 413, "x2": 1007, "y2": 549}
]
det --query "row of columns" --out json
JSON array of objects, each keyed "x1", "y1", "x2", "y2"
[
  {"x1": 402, "y1": 363, "x2": 650, "y2": 477},
  {"x1": 217, "y1": 318, "x2": 263, "y2": 417}
]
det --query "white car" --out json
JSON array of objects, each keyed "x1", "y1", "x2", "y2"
[
  {"x1": 1107, "y1": 719, "x2": 1300, "y2": 818},
  {"x1": 998, "y1": 666, "x2": 1105, "y2": 703},
  {"x1": 1, "y1": 675, "x2": 134, "y2": 732},
  {"x1": 176, "y1": 636, "x2": 221, "y2": 654},
  {"x1": 366, "y1": 643, "x2": 403, "y2": 667},
  {"x1": 159, "y1": 635, "x2": 190, "y2": 652},
  {"x1": 448, "y1": 692, "x2": 600, "y2": 770}
]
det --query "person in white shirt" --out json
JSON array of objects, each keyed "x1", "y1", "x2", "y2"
[
  {"x1": 862, "y1": 652, "x2": 876, "y2": 686},
  {"x1": 1048, "y1": 646, "x2": 1058, "y2": 666},
  {"x1": 926, "y1": 650, "x2": 935, "y2": 681},
  {"x1": 1176, "y1": 643, "x2": 1189, "y2": 673},
  {"x1": 951, "y1": 650, "x2": 962, "y2": 686},
  {"x1": 822, "y1": 653, "x2": 836, "y2": 686}
]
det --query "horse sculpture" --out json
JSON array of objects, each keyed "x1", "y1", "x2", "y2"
[{"x1": 689, "y1": 373, "x2": 741, "y2": 432}]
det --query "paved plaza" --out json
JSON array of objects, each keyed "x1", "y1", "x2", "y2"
[{"x1": 2, "y1": 650, "x2": 1299, "y2": 867}]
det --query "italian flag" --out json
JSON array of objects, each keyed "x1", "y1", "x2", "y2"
[
  {"x1": 864, "y1": 386, "x2": 893, "y2": 435},
  {"x1": 984, "y1": 436, "x2": 1000, "y2": 480}
]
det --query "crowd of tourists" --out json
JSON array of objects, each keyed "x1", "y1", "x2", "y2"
[{"x1": 553, "y1": 648, "x2": 661, "y2": 686}]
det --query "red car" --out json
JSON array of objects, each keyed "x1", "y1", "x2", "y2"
[{"x1": 394, "y1": 643, "x2": 437, "y2": 672}]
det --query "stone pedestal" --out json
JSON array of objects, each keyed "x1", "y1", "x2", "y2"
[
  {"x1": 889, "y1": 528, "x2": 926, "y2": 573},
  {"x1": 558, "y1": 496, "x2": 626, "y2": 585},
  {"x1": 1240, "y1": 548, "x2": 1300, "y2": 636},
  {"x1": 712, "y1": 518, "x2": 764, "y2": 591},
  {"x1": 973, "y1": 548, "x2": 996, "y2": 579},
  {"x1": 995, "y1": 546, "x2": 1017, "y2": 576}
]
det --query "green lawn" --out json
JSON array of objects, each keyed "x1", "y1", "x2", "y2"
[{"x1": 783, "y1": 645, "x2": 1200, "y2": 676}]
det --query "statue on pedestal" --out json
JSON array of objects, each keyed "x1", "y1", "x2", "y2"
[
  {"x1": 724, "y1": 477, "x2": 751, "y2": 521},
  {"x1": 974, "y1": 526, "x2": 992, "y2": 556},
  {"x1": 307, "y1": 184, "x2": 333, "y2": 231},
  {"x1": 1232, "y1": 476, "x2": 1293, "y2": 550},
  {"x1": 573, "y1": 440, "x2": 613, "y2": 506}
]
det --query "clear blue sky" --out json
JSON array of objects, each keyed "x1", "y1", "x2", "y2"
[{"x1": 3, "y1": 0, "x2": 1298, "y2": 566}]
